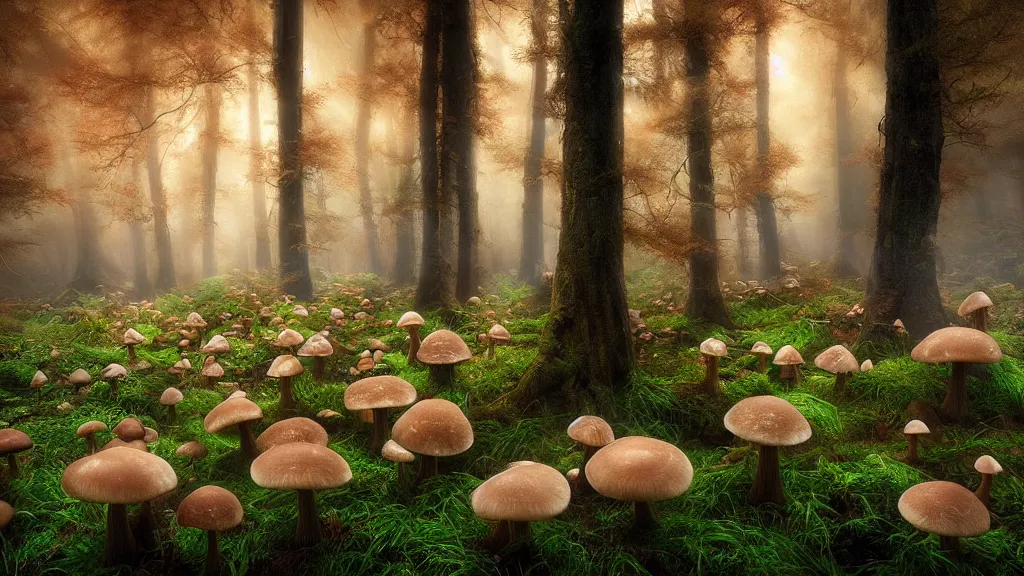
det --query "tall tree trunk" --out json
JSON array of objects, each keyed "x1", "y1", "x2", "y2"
[
  {"x1": 415, "y1": 0, "x2": 453, "y2": 309},
  {"x1": 394, "y1": 113, "x2": 417, "y2": 284},
  {"x1": 144, "y1": 87, "x2": 176, "y2": 291},
  {"x1": 247, "y1": 53, "x2": 272, "y2": 270},
  {"x1": 736, "y1": 205, "x2": 753, "y2": 278},
  {"x1": 834, "y1": 47, "x2": 861, "y2": 277},
  {"x1": 861, "y1": 0, "x2": 946, "y2": 341},
  {"x1": 684, "y1": 7, "x2": 732, "y2": 327},
  {"x1": 754, "y1": 8, "x2": 781, "y2": 279},
  {"x1": 130, "y1": 161, "x2": 152, "y2": 300},
  {"x1": 69, "y1": 180, "x2": 103, "y2": 293},
  {"x1": 274, "y1": 0, "x2": 313, "y2": 300},
  {"x1": 442, "y1": 0, "x2": 479, "y2": 302},
  {"x1": 519, "y1": 0, "x2": 547, "y2": 286},
  {"x1": 502, "y1": 0, "x2": 632, "y2": 412},
  {"x1": 356, "y1": 8, "x2": 384, "y2": 275},
  {"x1": 201, "y1": 83, "x2": 221, "y2": 279}
]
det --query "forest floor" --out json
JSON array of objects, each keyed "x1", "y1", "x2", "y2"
[{"x1": 0, "y1": 264, "x2": 1022, "y2": 575}]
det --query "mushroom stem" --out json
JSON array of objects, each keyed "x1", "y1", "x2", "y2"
[
  {"x1": 758, "y1": 354, "x2": 767, "y2": 374},
  {"x1": 133, "y1": 500, "x2": 157, "y2": 551},
  {"x1": 489, "y1": 520, "x2": 510, "y2": 551},
  {"x1": 701, "y1": 354, "x2": 720, "y2": 395},
  {"x1": 294, "y1": 489, "x2": 323, "y2": 546},
  {"x1": 312, "y1": 357, "x2": 325, "y2": 380},
  {"x1": 407, "y1": 327, "x2": 421, "y2": 364},
  {"x1": 127, "y1": 344, "x2": 137, "y2": 364},
  {"x1": 906, "y1": 434, "x2": 920, "y2": 464},
  {"x1": 487, "y1": 339, "x2": 495, "y2": 360},
  {"x1": 105, "y1": 503, "x2": 135, "y2": 566},
  {"x1": 634, "y1": 501, "x2": 657, "y2": 531},
  {"x1": 941, "y1": 361, "x2": 969, "y2": 422},
  {"x1": 508, "y1": 520, "x2": 531, "y2": 544},
  {"x1": 833, "y1": 372, "x2": 850, "y2": 396},
  {"x1": 279, "y1": 376, "x2": 296, "y2": 414},
  {"x1": 428, "y1": 364, "x2": 455, "y2": 388},
  {"x1": 577, "y1": 444, "x2": 599, "y2": 495},
  {"x1": 236, "y1": 421, "x2": 260, "y2": 460},
  {"x1": 6, "y1": 453, "x2": 18, "y2": 478},
  {"x1": 971, "y1": 309, "x2": 987, "y2": 333},
  {"x1": 111, "y1": 379, "x2": 120, "y2": 396},
  {"x1": 86, "y1": 435, "x2": 97, "y2": 456},
  {"x1": 939, "y1": 535, "x2": 962, "y2": 562},
  {"x1": 749, "y1": 444, "x2": 785, "y2": 505},
  {"x1": 370, "y1": 407, "x2": 390, "y2": 454},
  {"x1": 206, "y1": 530, "x2": 222, "y2": 576},
  {"x1": 206, "y1": 375, "x2": 216, "y2": 388},
  {"x1": 416, "y1": 454, "x2": 439, "y2": 485},
  {"x1": 167, "y1": 405, "x2": 177, "y2": 425},
  {"x1": 976, "y1": 473, "x2": 993, "y2": 508}
]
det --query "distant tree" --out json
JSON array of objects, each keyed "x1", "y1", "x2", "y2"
[
  {"x1": 751, "y1": 0, "x2": 781, "y2": 279},
  {"x1": 241, "y1": 0, "x2": 273, "y2": 270},
  {"x1": 519, "y1": 0, "x2": 549, "y2": 286},
  {"x1": 355, "y1": 0, "x2": 385, "y2": 275}
]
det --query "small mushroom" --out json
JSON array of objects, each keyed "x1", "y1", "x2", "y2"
[
  {"x1": 201, "y1": 357, "x2": 225, "y2": 388},
  {"x1": 772, "y1": 345, "x2": 804, "y2": 385},
  {"x1": 814, "y1": 345, "x2": 859, "y2": 395},
  {"x1": 392, "y1": 399, "x2": 474, "y2": 485},
  {"x1": 472, "y1": 461, "x2": 570, "y2": 551},
  {"x1": 344, "y1": 376, "x2": 417, "y2": 453},
  {"x1": 267, "y1": 355, "x2": 304, "y2": 414},
  {"x1": 204, "y1": 398, "x2": 263, "y2": 461},
  {"x1": 860, "y1": 359, "x2": 874, "y2": 372},
  {"x1": 100, "y1": 364, "x2": 127, "y2": 395},
  {"x1": 297, "y1": 334, "x2": 333, "y2": 380},
  {"x1": 256, "y1": 417, "x2": 329, "y2": 453},
  {"x1": 176, "y1": 485, "x2": 243, "y2": 576},
  {"x1": 699, "y1": 338, "x2": 728, "y2": 395},
  {"x1": 123, "y1": 329, "x2": 146, "y2": 364},
  {"x1": 160, "y1": 388, "x2": 184, "y2": 424},
  {"x1": 382, "y1": 439, "x2": 415, "y2": 485},
  {"x1": 112, "y1": 418, "x2": 146, "y2": 442},
  {"x1": 274, "y1": 328, "x2": 305, "y2": 353},
  {"x1": 911, "y1": 327, "x2": 1002, "y2": 422},
  {"x1": 750, "y1": 341, "x2": 773, "y2": 373},
  {"x1": 903, "y1": 420, "x2": 929, "y2": 464},
  {"x1": 0, "y1": 500, "x2": 13, "y2": 530},
  {"x1": 416, "y1": 330, "x2": 472, "y2": 387},
  {"x1": 0, "y1": 429, "x2": 33, "y2": 478},
  {"x1": 974, "y1": 455, "x2": 1002, "y2": 509},
  {"x1": 898, "y1": 481, "x2": 989, "y2": 562},
  {"x1": 486, "y1": 324, "x2": 510, "y2": 359},
  {"x1": 69, "y1": 369, "x2": 92, "y2": 394},
  {"x1": 957, "y1": 291, "x2": 993, "y2": 332},
  {"x1": 200, "y1": 334, "x2": 231, "y2": 356},
  {"x1": 77, "y1": 421, "x2": 108, "y2": 455},
  {"x1": 397, "y1": 311, "x2": 425, "y2": 364},
  {"x1": 566, "y1": 416, "x2": 614, "y2": 495}
]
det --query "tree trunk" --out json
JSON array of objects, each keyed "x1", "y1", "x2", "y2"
[
  {"x1": 69, "y1": 176, "x2": 103, "y2": 293},
  {"x1": 201, "y1": 83, "x2": 221, "y2": 279},
  {"x1": 754, "y1": 11, "x2": 781, "y2": 280},
  {"x1": 415, "y1": 0, "x2": 453, "y2": 309},
  {"x1": 247, "y1": 55, "x2": 272, "y2": 270},
  {"x1": 129, "y1": 161, "x2": 152, "y2": 300},
  {"x1": 394, "y1": 113, "x2": 417, "y2": 284},
  {"x1": 356, "y1": 9, "x2": 384, "y2": 275},
  {"x1": 442, "y1": 0, "x2": 479, "y2": 303},
  {"x1": 834, "y1": 47, "x2": 862, "y2": 277},
  {"x1": 684, "y1": 8, "x2": 732, "y2": 326},
  {"x1": 735, "y1": 205, "x2": 753, "y2": 278},
  {"x1": 274, "y1": 0, "x2": 313, "y2": 300},
  {"x1": 860, "y1": 0, "x2": 946, "y2": 342},
  {"x1": 519, "y1": 0, "x2": 547, "y2": 287},
  {"x1": 144, "y1": 87, "x2": 176, "y2": 291},
  {"x1": 502, "y1": 0, "x2": 632, "y2": 412}
]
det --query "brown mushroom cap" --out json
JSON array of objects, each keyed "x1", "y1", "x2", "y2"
[
  {"x1": 256, "y1": 417, "x2": 329, "y2": 452},
  {"x1": 184, "y1": 312, "x2": 207, "y2": 329},
  {"x1": 275, "y1": 328, "x2": 305, "y2": 348},
  {"x1": 0, "y1": 430, "x2": 33, "y2": 454},
  {"x1": 773, "y1": 345, "x2": 804, "y2": 366},
  {"x1": 974, "y1": 455, "x2": 1002, "y2": 475},
  {"x1": 250, "y1": 443, "x2": 352, "y2": 490},
  {"x1": 699, "y1": 338, "x2": 728, "y2": 357},
  {"x1": 61, "y1": 447, "x2": 177, "y2": 504},
  {"x1": 814, "y1": 345, "x2": 859, "y2": 375},
  {"x1": 68, "y1": 369, "x2": 92, "y2": 386},
  {"x1": 957, "y1": 291, "x2": 993, "y2": 317},
  {"x1": 30, "y1": 370, "x2": 47, "y2": 388},
  {"x1": 397, "y1": 311, "x2": 424, "y2": 328},
  {"x1": 112, "y1": 418, "x2": 146, "y2": 442},
  {"x1": 751, "y1": 341, "x2": 773, "y2": 355},
  {"x1": 369, "y1": 339, "x2": 391, "y2": 352},
  {"x1": 567, "y1": 416, "x2": 615, "y2": 447},
  {"x1": 487, "y1": 324, "x2": 511, "y2": 344},
  {"x1": 177, "y1": 485, "x2": 244, "y2": 532},
  {"x1": 471, "y1": 462, "x2": 571, "y2": 522},
  {"x1": 344, "y1": 376, "x2": 418, "y2": 411},
  {"x1": 723, "y1": 395, "x2": 812, "y2": 447},
  {"x1": 317, "y1": 409, "x2": 342, "y2": 419},
  {"x1": 911, "y1": 327, "x2": 1002, "y2": 365},
  {"x1": 201, "y1": 357, "x2": 225, "y2": 378},
  {"x1": 416, "y1": 330, "x2": 472, "y2": 365},
  {"x1": 903, "y1": 420, "x2": 930, "y2": 435},
  {"x1": 100, "y1": 364, "x2": 127, "y2": 380},
  {"x1": 176, "y1": 441, "x2": 208, "y2": 460},
  {"x1": 297, "y1": 334, "x2": 333, "y2": 358},
  {"x1": 201, "y1": 334, "x2": 231, "y2": 355},
  {"x1": 391, "y1": 399, "x2": 474, "y2": 457},
  {"x1": 267, "y1": 354, "x2": 304, "y2": 378},
  {"x1": 204, "y1": 398, "x2": 263, "y2": 433},
  {"x1": 160, "y1": 387, "x2": 184, "y2": 406},
  {"x1": 143, "y1": 427, "x2": 159, "y2": 443},
  {"x1": 382, "y1": 439, "x2": 415, "y2": 463},
  {"x1": 898, "y1": 481, "x2": 990, "y2": 538},
  {"x1": 585, "y1": 436, "x2": 694, "y2": 502},
  {"x1": 123, "y1": 328, "x2": 146, "y2": 345},
  {"x1": 0, "y1": 500, "x2": 13, "y2": 529},
  {"x1": 76, "y1": 421, "x2": 107, "y2": 438},
  {"x1": 100, "y1": 438, "x2": 148, "y2": 452},
  {"x1": 860, "y1": 359, "x2": 874, "y2": 372}
]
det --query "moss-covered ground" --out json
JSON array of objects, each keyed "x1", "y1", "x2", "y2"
[{"x1": 0, "y1": 267, "x2": 1022, "y2": 575}]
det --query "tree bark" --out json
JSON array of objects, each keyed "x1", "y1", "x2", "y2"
[
  {"x1": 519, "y1": 0, "x2": 548, "y2": 286},
  {"x1": 860, "y1": 0, "x2": 946, "y2": 342},
  {"x1": 69, "y1": 176, "x2": 103, "y2": 293},
  {"x1": 129, "y1": 161, "x2": 152, "y2": 300},
  {"x1": 834, "y1": 47, "x2": 861, "y2": 277},
  {"x1": 274, "y1": 0, "x2": 313, "y2": 300},
  {"x1": 415, "y1": 0, "x2": 453, "y2": 309},
  {"x1": 754, "y1": 10, "x2": 781, "y2": 280},
  {"x1": 144, "y1": 87, "x2": 176, "y2": 291},
  {"x1": 684, "y1": 8, "x2": 732, "y2": 326},
  {"x1": 735, "y1": 205, "x2": 754, "y2": 278},
  {"x1": 247, "y1": 52, "x2": 272, "y2": 270},
  {"x1": 201, "y1": 83, "x2": 221, "y2": 279},
  {"x1": 356, "y1": 7, "x2": 384, "y2": 275},
  {"x1": 394, "y1": 113, "x2": 417, "y2": 284}
]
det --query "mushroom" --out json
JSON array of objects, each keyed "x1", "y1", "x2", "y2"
[
  {"x1": 0, "y1": 500, "x2": 13, "y2": 530},
  {"x1": 256, "y1": 417, "x2": 329, "y2": 452},
  {"x1": 911, "y1": 327, "x2": 1002, "y2": 422},
  {"x1": 297, "y1": 334, "x2": 333, "y2": 380},
  {"x1": 343, "y1": 375, "x2": 418, "y2": 453},
  {"x1": 184, "y1": 312, "x2": 208, "y2": 341},
  {"x1": 201, "y1": 356, "x2": 225, "y2": 388},
  {"x1": 292, "y1": 304, "x2": 309, "y2": 317},
  {"x1": 898, "y1": 481, "x2": 990, "y2": 562},
  {"x1": 974, "y1": 455, "x2": 1002, "y2": 509},
  {"x1": 267, "y1": 354, "x2": 304, "y2": 414},
  {"x1": 397, "y1": 311, "x2": 425, "y2": 364},
  {"x1": 814, "y1": 345, "x2": 859, "y2": 395},
  {"x1": 203, "y1": 398, "x2": 263, "y2": 461},
  {"x1": 29, "y1": 370, "x2": 47, "y2": 405},
  {"x1": 274, "y1": 328, "x2": 305, "y2": 353},
  {"x1": 330, "y1": 307, "x2": 345, "y2": 321},
  {"x1": 112, "y1": 418, "x2": 146, "y2": 442},
  {"x1": 250, "y1": 443, "x2": 352, "y2": 546},
  {"x1": 100, "y1": 363, "x2": 127, "y2": 395},
  {"x1": 750, "y1": 341, "x2": 773, "y2": 373},
  {"x1": 0, "y1": 429, "x2": 33, "y2": 478},
  {"x1": 472, "y1": 461, "x2": 570, "y2": 551},
  {"x1": 566, "y1": 416, "x2": 614, "y2": 495},
  {"x1": 69, "y1": 368, "x2": 92, "y2": 394},
  {"x1": 123, "y1": 329, "x2": 145, "y2": 364},
  {"x1": 860, "y1": 359, "x2": 874, "y2": 372},
  {"x1": 176, "y1": 441, "x2": 208, "y2": 462},
  {"x1": 77, "y1": 421, "x2": 107, "y2": 456},
  {"x1": 723, "y1": 395, "x2": 811, "y2": 505},
  {"x1": 382, "y1": 439, "x2": 415, "y2": 484},
  {"x1": 143, "y1": 427, "x2": 159, "y2": 444},
  {"x1": 160, "y1": 388, "x2": 184, "y2": 424},
  {"x1": 699, "y1": 338, "x2": 728, "y2": 395},
  {"x1": 585, "y1": 437, "x2": 693, "y2": 531},
  {"x1": 101, "y1": 438, "x2": 148, "y2": 452},
  {"x1": 957, "y1": 291, "x2": 993, "y2": 332},
  {"x1": 176, "y1": 485, "x2": 244, "y2": 576},
  {"x1": 903, "y1": 420, "x2": 929, "y2": 465},
  {"x1": 317, "y1": 409, "x2": 342, "y2": 419},
  {"x1": 391, "y1": 399, "x2": 474, "y2": 485},
  {"x1": 61, "y1": 447, "x2": 177, "y2": 566},
  {"x1": 773, "y1": 346, "x2": 804, "y2": 385},
  {"x1": 200, "y1": 334, "x2": 231, "y2": 356},
  {"x1": 486, "y1": 324, "x2": 511, "y2": 359},
  {"x1": 416, "y1": 330, "x2": 472, "y2": 387}
]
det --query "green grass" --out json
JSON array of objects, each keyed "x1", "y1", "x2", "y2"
[{"x1": 0, "y1": 273, "x2": 1021, "y2": 575}]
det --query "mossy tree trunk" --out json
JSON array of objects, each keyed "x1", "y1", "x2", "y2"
[
  {"x1": 860, "y1": 0, "x2": 946, "y2": 343},
  {"x1": 754, "y1": 8, "x2": 781, "y2": 280},
  {"x1": 356, "y1": 6, "x2": 383, "y2": 276},
  {"x1": 519, "y1": 0, "x2": 548, "y2": 287},
  {"x1": 246, "y1": 28, "x2": 272, "y2": 271}
]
